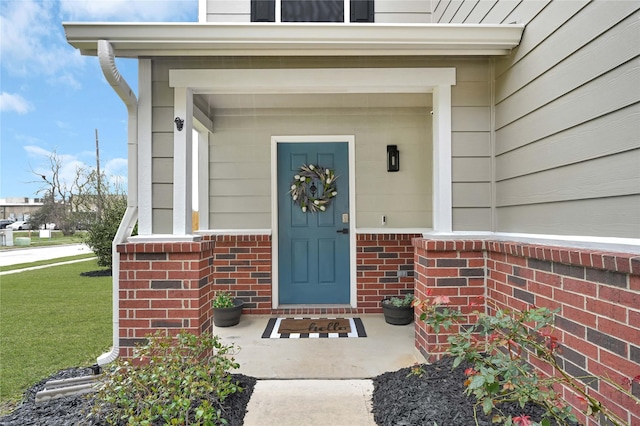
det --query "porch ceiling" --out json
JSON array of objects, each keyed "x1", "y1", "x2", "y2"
[{"x1": 63, "y1": 22, "x2": 524, "y2": 58}]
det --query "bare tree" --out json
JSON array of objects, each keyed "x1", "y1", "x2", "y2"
[{"x1": 30, "y1": 149, "x2": 124, "y2": 235}]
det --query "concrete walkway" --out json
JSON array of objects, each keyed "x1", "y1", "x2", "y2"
[
  {"x1": 244, "y1": 380, "x2": 376, "y2": 426},
  {"x1": 0, "y1": 243, "x2": 93, "y2": 266},
  {"x1": 214, "y1": 314, "x2": 420, "y2": 425}
]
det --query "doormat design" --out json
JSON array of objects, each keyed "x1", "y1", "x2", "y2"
[{"x1": 261, "y1": 317, "x2": 367, "y2": 339}]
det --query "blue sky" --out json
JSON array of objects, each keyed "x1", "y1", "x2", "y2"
[{"x1": 0, "y1": 0, "x2": 198, "y2": 198}]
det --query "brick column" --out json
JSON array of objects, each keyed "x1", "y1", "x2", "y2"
[
  {"x1": 413, "y1": 239, "x2": 486, "y2": 360},
  {"x1": 117, "y1": 237, "x2": 215, "y2": 359}
]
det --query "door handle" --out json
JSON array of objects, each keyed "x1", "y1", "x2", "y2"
[{"x1": 336, "y1": 228, "x2": 349, "y2": 234}]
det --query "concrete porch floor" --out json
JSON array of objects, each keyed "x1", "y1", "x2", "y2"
[{"x1": 212, "y1": 314, "x2": 422, "y2": 379}]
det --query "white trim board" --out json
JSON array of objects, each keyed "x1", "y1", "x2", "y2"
[
  {"x1": 170, "y1": 68, "x2": 456, "y2": 93},
  {"x1": 171, "y1": 67, "x2": 455, "y2": 234},
  {"x1": 64, "y1": 23, "x2": 524, "y2": 57},
  {"x1": 423, "y1": 231, "x2": 640, "y2": 255}
]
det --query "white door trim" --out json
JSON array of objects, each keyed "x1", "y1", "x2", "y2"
[{"x1": 271, "y1": 135, "x2": 357, "y2": 309}]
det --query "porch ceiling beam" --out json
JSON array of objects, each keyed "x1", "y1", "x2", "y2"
[
  {"x1": 64, "y1": 23, "x2": 524, "y2": 58},
  {"x1": 169, "y1": 68, "x2": 456, "y2": 94}
]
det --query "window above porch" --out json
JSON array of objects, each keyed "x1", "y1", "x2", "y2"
[{"x1": 251, "y1": 0, "x2": 374, "y2": 23}]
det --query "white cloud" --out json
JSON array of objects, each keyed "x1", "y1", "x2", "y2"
[
  {"x1": 59, "y1": 0, "x2": 197, "y2": 22},
  {"x1": 105, "y1": 158, "x2": 128, "y2": 175},
  {"x1": 0, "y1": 0, "x2": 85, "y2": 86},
  {"x1": 0, "y1": 92, "x2": 33, "y2": 114},
  {"x1": 104, "y1": 158, "x2": 128, "y2": 190}
]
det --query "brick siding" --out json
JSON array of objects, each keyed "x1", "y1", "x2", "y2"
[
  {"x1": 116, "y1": 233, "x2": 418, "y2": 354},
  {"x1": 356, "y1": 233, "x2": 419, "y2": 312},
  {"x1": 117, "y1": 236, "x2": 217, "y2": 359},
  {"x1": 413, "y1": 238, "x2": 640, "y2": 425}
]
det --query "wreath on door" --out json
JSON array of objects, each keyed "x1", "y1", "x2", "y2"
[{"x1": 289, "y1": 164, "x2": 338, "y2": 213}]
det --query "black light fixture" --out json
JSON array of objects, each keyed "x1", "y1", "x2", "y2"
[
  {"x1": 387, "y1": 145, "x2": 400, "y2": 172},
  {"x1": 174, "y1": 117, "x2": 184, "y2": 131}
]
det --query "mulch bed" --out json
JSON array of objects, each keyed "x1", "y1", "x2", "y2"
[
  {"x1": 80, "y1": 269, "x2": 112, "y2": 277},
  {"x1": 0, "y1": 368, "x2": 255, "y2": 426},
  {"x1": 1, "y1": 356, "x2": 578, "y2": 425},
  {"x1": 372, "y1": 356, "x2": 575, "y2": 426}
]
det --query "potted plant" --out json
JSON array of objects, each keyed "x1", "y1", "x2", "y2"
[
  {"x1": 381, "y1": 293, "x2": 415, "y2": 325},
  {"x1": 212, "y1": 291, "x2": 244, "y2": 327}
]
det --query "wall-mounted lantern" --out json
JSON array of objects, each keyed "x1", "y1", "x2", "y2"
[
  {"x1": 174, "y1": 117, "x2": 184, "y2": 131},
  {"x1": 387, "y1": 145, "x2": 400, "y2": 172}
]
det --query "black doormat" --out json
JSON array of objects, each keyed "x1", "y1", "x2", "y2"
[{"x1": 261, "y1": 317, "x2": 367, "y2": 338}]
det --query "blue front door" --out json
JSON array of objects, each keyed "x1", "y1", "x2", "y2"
[{"x1": 277, "y1": 142, "x2": 350, "y2": 304}]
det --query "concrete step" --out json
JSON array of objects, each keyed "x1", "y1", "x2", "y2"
[{"x1": 35, "y1": 375, "x2": 101, "y2": 403}]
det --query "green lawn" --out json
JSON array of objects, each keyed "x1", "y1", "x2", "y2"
[{"x1": 0, "y1": 259, "x2": 111, "y2": 409}]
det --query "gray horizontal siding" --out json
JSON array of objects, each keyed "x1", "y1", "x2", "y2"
[
  {"x1": 496, "y1": 151, "x2": 640, "y2": 207},
  {"x1": 495, "y1": 105, "x2": 640, "y2": 181},
  {"x1": 493, "y1": 1, "x2": 640, "y2": 238},
  {"x1": 496, "y1": 196, "x2": 640, "y2": 238},
  {"x1": 150, "y1": 56, "x2": 493, "y2": 232},
  {"x1": 435, "y1": 0, "x2": 547, "y2": 24},
  {"x1": 450, "y1": 57, "x2": 492, "y2": 231}
]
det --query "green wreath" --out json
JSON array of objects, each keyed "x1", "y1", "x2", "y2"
[{"x1": 289, "y1": 164, "x2": 338, "y2": 213}]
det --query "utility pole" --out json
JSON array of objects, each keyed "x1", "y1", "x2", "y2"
[{"x1": 95, "y1": 129, "x2": 102, "y2": 219}]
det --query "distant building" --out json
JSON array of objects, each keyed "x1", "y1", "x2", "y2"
[{"x1": 0, "y1": 198, "x2": 44, "y2": 221}]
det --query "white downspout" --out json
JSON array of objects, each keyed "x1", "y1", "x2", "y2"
[{"x1": 97, "y1": 40, "x2": 138, "y2": 366}]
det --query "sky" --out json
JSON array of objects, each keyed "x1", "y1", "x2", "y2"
[{"x1": 0, "y1": 0, "x2": 199, "y2": 199}]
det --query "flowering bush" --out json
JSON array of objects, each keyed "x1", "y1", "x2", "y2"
[
  {"x1": 92, "y1": 331, "x2": 242, "y2": 425},
  {"x1": 414, "y1": 297, "x2": 640, "y2": 426}
]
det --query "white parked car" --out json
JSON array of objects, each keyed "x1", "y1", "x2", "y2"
[{"x1": 6, "y1": 221, "x2": 31, "y2": 230}]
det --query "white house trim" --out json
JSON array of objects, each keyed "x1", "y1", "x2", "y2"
[
  {"x1": 170, "y1": 67, "x2": 456, "y2": 93},
  {"x1": 173, "y1": 87, "x2": 194, "y2": 235},
  {"x1": 271, "y1": 135, "x2": 357, "y2": 309},
  {"x1": 432, "y1": 85, "x2": 453, "y2": 233},
  {"x1": 170, "y1": 66, "x2": 456, "y2": 241},
  {"x1": 193, "y1": 126, "x2": 210, "y2": 231},
  {"x1": 64, "y1": 22, "x2": 524, "y2": 57}
]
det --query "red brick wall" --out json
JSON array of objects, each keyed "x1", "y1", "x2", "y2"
[
  {"x1": 116, "y1": 233, "x2": 418, "y2": 352},
  {"x1": 413, "y1": 238, "x2": 640, "y2": 425},
  {"x1": 117, "y1": 236, "x2": 216, "y2": 358},
  {"x1": 413, "y1": 240, "x2": 486, "y2": 359},
  {"x1": 210, "y1": 234, "x2": 272, "y2": 314},
  {"x1": 356, "y1": 233, "x2": 419, "y2": 312}
]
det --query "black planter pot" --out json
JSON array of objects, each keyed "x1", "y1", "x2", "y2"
[
  {"x1": 213, "y1": 299, "x2": 244, "y2": 327},
  {"x1": 381, "y1": 298, "x2": 414, "y2": 325}
]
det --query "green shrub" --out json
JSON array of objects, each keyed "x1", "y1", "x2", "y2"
[
  {"x1": 92, "y1": 331, "x2": 242, "y2": 425},
  {"x1": 83, "y1": 196, "x2": 131, "y2": 268}
]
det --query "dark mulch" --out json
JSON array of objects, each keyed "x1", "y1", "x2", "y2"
[
  {"x1": 80, "y1": 269, "x2": 112, "y2": 277},
  {"x1": 1, "y1": 357, "x2": 578, "y2": 425},
  {"x1": 0, "y1": 368, "x2": 256, "y2": 426},
  {"x1": 372, "y1": 356, "x2": 575, "y2": 426}
]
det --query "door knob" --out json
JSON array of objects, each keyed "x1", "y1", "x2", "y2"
[{"x1": 336, "y1": 228, "x2": 349, "y2": 234}]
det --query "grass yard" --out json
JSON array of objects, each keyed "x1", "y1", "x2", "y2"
[{"x1": 0, "y1": 259, "x2": 111, "y2": 410}]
